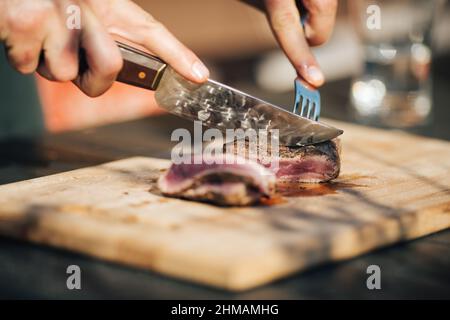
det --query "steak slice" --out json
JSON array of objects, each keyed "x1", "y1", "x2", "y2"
[
  {"x1": 225, "y1": 138, "x2": 341, "y2": 183},
  {"x1": 158, "y1": 154, "x2": 276, "y2": 206},
  {"x1": 276, "y1": 139, "x2": 341, "y2": 183}
]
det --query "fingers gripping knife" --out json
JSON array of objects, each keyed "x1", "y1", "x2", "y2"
[{"x1": 114, "y1": 42, "x2": 342, "y2": 147}]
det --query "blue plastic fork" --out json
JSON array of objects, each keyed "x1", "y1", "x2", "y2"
[{"x1": 293, "y1": 78, "x2": 321, "y2": 121}]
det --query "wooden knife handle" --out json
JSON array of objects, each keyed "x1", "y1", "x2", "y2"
[{"x1": 115, "y1": 41, "x2": 167, "y2": 91}]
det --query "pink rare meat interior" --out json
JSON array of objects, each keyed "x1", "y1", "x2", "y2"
[{"x1": 158, "y1": 154, "x2": 276, "y2": 206}]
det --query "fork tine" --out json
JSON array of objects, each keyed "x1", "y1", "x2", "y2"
[
  {"x1": 314, "y1": 101, "x2": 321, "y2": 121},
  {"x1": 310, "y1": 102, "x2": 316, "y2": 120},
  {"x1": 306, "y1": 100, "x2": 313, "y2": 119},
  {"x1": 293, "y1": 95, "x2": 300, "y2": 115},
  {"x1": 301, "y1": 97, "x2": 308, "y2": 117},
  {"x1": 293, "y1": 84, "x2": 300, "y2": 114}
]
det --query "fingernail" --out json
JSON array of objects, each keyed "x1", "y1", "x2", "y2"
[
  {"x1": 307, "y1": 66, "x2": 324, "y2": 85},
  {"x1": 191, "y1": 61, "x2": 209, "y2": 81}
]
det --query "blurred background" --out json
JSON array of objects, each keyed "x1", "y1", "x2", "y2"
[{"x1": 1, "y1": 0, "x2": 449, "y2": 140}]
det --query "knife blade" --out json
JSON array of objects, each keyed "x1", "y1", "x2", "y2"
[
  {"x1": 154, "y1": 68, "x2": 342, "y2": 146},
  {"x1": 115, "y1": 42, "x2": 343, "y2": 146}
]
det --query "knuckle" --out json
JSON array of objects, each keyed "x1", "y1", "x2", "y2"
[
  {"x1": 82, "y1": 85, "x2": 108, "y2": 98},
  {"x1": 146, "y1": 19, "x2": 165, "y2": 33},
  {"x1": 6, "y1": 2, "x2": 53, "y2": 33},
  {"x1": 52, "y1": 64, "x2": 79, "y2": 82},
  {"x1": 110, "y1": 56, "x2": 124, "y2": 75},
  {"x1": 16, "y1": 66, "x2": 35, "y2": 74},
  {"x1": 15, "y1": 62, "x2": 36, "y2": 74},
  {"x1": 266, "y1": 0, "x2": 285, "y2": 8},
  {"x1": 98, "y1": 55, "x2": 123, "y2": 78},
  {"x1": 143, "y1": 13, "x2": 158, "y2": 27},
  {"x1": 271, "y1": 10, "x2": 300, "y2": 32},
  {"x1": 8, "y1": 49, "x2": 38, "y2": 74},
  {"x1": 308, "y1": 33, "x2": 328, "y2": 46},
  {"x1": 82, "y1": 88, "x2": 100, "y2": 98}
]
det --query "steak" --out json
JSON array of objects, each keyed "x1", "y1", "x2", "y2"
[
  {"x1": 225, "y1": 138, "x2": 341, "y2": 184},
  {"x1": 276, "y1": 139, "x2": 341, "y2": 183},
  {"x1": 158, "y1": 154, "x2": 276, "y2": 206},
  {"x1": 158, "y1": 139, "x2": 341, "y2": 206}
]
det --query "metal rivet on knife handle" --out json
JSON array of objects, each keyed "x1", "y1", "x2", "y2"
[{"x1": 115, "y1": 41, "x2": 167, "y2": 91}]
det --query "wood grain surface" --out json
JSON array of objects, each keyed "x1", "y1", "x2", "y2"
[{"x1": 0, "y1": 121, "x2": 449, "y2": 290}]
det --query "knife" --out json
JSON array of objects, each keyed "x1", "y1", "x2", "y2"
[{"x1": 114, "y1": 41, "x2": 343, "y2": 146}]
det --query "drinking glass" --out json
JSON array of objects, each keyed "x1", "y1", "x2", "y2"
[{"x1": 349, "y1": 0, "x2": 442, "y2": 128}]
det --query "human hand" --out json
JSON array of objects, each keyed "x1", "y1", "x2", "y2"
[
  {"x1": 245, "y1": 0, "x2": 338, "y2": 87},
  {"x1": 0, "y1": 0, "x2": 209, "y2": 97}
]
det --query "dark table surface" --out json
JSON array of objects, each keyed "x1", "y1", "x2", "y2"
[{"x1": 1, "y1": 67, "x2": 450, "y2": 299}]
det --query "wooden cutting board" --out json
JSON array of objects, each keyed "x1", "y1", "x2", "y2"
[{"x1": 0, "y1": 121, "x2": 449, "y2": 291}]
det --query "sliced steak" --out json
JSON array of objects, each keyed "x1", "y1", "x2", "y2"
[
  {"x1": 225, "y1": 138, "x2": 341, "y2": 184},
  {"x1": 158, "y1": 154, "x2": 276, "y2": 206},
  {"x1": 276, "y1": 139, "x2": 341, "y2": 183}
]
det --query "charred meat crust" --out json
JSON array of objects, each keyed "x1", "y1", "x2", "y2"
[{"x1": 280, "y1": 139, "x2": 340, "y2": 160}]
